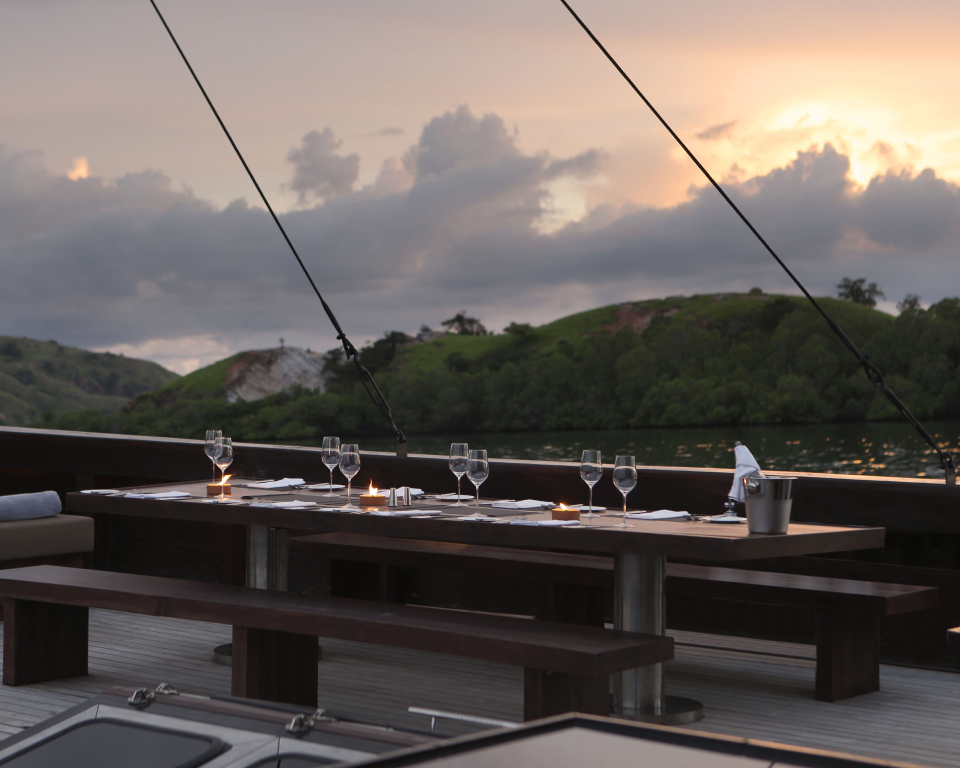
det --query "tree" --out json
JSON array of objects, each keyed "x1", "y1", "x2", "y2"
[
  {"x1": 441, "y1": 312, "x2": 488, "y2": 336},
  {"x1": 897, "y1": 294, "x2": 922, "y2": 314},
  {"x1": 504, "y1": 322, "x2": 534, "y2": 341},
  {"x1": 837, "y1": 277, "x2": 885, "y2": 308}
]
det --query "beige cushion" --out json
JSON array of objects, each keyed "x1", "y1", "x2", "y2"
[{"x1": 0, "y1": 515, "x2": 94, "y2": 561}]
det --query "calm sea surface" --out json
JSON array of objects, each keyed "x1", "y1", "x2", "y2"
[{"x1": 346, "y1": 420, "x2": 960, "y2": 479}]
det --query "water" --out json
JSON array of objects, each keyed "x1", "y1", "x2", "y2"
[{"x1": 347, "y1": 420, "x2": 960, "y2": 479}]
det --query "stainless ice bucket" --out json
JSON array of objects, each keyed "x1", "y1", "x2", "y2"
[{"x1": 742, "y1": 475, "x2": 796, "y2": 534}]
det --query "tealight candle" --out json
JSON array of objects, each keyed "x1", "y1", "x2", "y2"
[
  {"x1": 359, "y1": 482, "x2": 384, "y2": 507},
  {"x1": 552, "y1": 503, "x2": 580, "y2": 521},
  {"x1": 207, "y1": 483, "x2": 231, "y2": 496}
]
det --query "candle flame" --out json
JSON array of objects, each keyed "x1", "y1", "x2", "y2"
[
  {"x1": 367, "y1": 482, "x2": 377, "y2": 495},
  {"x1": 219, "y1": 474, "x2": 232, "y2": 486},
  {"x1": 557, "y1": 503, "x2": 570, "y2": 511}
]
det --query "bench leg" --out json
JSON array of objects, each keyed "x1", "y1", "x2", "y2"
[
  {"x1": 523, "y1": 669, "x2": 609, "y2": 720},
  {"x1": 3, "y1": 599, "x2": 88, "y2": 686},
  {"x1": 232, "y1": 626, "x2": 318, "y2": 707},
  {"x1": 815, "y1": 610, "x2": 880, "y2": 701}
]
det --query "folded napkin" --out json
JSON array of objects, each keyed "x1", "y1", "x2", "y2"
[
  {"x1": 370, "y1": 510, "x2": 442, "y2": 517},
  {"x1": 124, "y1": 491, "x2": 192, "y2": 500},
  {"x1": 491, "y1": 500, "x2": 551, "y2": 510},
  {"x1": 0, "y1": 491, "x2": 61, "y2": 522},
  {"x1": 510, "y1": 519, "x2": 579, "y2": 527},
  {"x1": 438, "y1": 493, "x2": 473, "y2": 500},
  {"x1": 203, "y1": 498, "x2": 240, "y2": 504},
  {"x1": 305, "y1": 483, "x2": 345, "y2": 490},
  {"x1": 574, "y1": 504, "x2": 606, "y2": 512},
  {"x1": 247, "y1": 478, "x2": 305, "y2": 489},
  {"x1": 728, "y1": 443, "x2": 763, "y2": 503},
  {"x1": 80, "y1": 489, "x2": 117, "y2": 495},
  {"x1": 626, "y1": 509, "x2": 691, "y2": 520},
  {"x1": 249, "y1": 500, "x2": 316, "y2": 509}
]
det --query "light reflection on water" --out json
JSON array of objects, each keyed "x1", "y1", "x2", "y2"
[{"x1": 349, "y1": 420, "x2": 960, "y2": 479}]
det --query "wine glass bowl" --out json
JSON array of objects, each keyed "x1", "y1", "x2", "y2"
[
  {"x1": 448, "y1": 443, "x2": 469, "y2": 506},
  {"x1": 462, "y1": 449, "x2": 489, "y2": 519},
  {"x1": 340, "y1": 444, "x2": 361, "y2": 507},
  {"x1": 613, "y1": 455, "x2": 638, "y2": 528},
  {"x1": 321, "y1": 436, "x2": 341, "y2": 496},
  {"x1": 204, "y1": 429, "x2": 222, "y2": 483},
  {"x1": 580, "y1": 450, "x2": 602, "y2": 518}
]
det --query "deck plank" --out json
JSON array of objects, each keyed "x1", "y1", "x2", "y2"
[{"x1": 0, "y1": 611, "x2": 958, "y2": 764}]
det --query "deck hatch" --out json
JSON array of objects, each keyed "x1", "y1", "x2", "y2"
[{"x1": 0, "y1": 718, "x2": 225, "y2": 768}]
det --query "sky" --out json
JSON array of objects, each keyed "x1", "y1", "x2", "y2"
[{"x1": 1, "y1": 0, "x2": 959, "y2": 374}]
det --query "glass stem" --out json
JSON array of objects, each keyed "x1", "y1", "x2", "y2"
[
  {"x1": 589, "y1": 486, "x2": 593, "y2": 512},
  {"x1": 623, "y1": 492, "x2": 627, "y2": 522},
  {"x1": 475, "y1": 485, "x2": 480, "y2": 513},
  {"x1": 212, "y1": 461, "x2": 216, "y2": 483},
  {"x1": 457, "y1": 475, "x2": 462, "y2": 506},
  {"x1": 347, "y1": 479, "x2": 352, "y2": 502},
  {"x1": 328, "y1": 468, "x2": 334, "y2": 497}
]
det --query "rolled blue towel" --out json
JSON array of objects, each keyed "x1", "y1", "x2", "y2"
[{"x1": 0, "y1": 491, "x2": 61, "y2": 522}]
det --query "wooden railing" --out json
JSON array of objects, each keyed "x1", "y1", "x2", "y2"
[{"x1": 1, "y1": 426, "x2": 957, "y2": 533}]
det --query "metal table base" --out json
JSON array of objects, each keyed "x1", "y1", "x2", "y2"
[{"x1": 613, "y1": 553, "x2": 703, "y2": 725}]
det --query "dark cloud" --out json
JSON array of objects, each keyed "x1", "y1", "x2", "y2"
[
  {"x1": 286, "y1": 129, "x2": 360, "y2": 205},
  {"x1": 1, "y1": 109, "x2": 959, "y2": 369},
  {"x1": 695, "y1": 120, "x2": 737, "y2": 141}
]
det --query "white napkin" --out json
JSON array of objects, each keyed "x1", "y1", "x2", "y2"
[
  {"x1": 80, "y1": 489, "x2": 117, "y2": 495},
  {"x1": 574, "y1": 504, "x2": 606, "y2": 512},
  {"x1": 249, "y1": 500, "x2": 316, "y2": 509},
  {"x1": 370, "y1": 510, "x2": 442, "y2": 517},
  {"x1": 124, "y1": 491, "x2": 192, "y2": 500},
  {"x1": 246, "y1": 478, "x2": 305, "y2": 489},
  {"x1": 510, "y1": 519, "x2": 580, "y2": 527},
  {"x1": 203, "y1": 498, "x2": 240, "y2": 504},
  {"x1": 491, "y1": 499, "x2": 551, "y2": 510},
  {"x1": 306, "y1": 483, "x2": 345, "y2": 490},
  {"x1": 626, "y1": 509, "x2": 691, "y2": 520},
  {"x1": 728, "y1": 444, "x2": 763, "y2": 503},
  {"x1": 438, "y1": 493, "x2": 473, "y2": 500}
]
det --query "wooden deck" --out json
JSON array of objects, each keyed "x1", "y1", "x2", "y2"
[{"x1": 1, "y1": 610, "x2": 958, "y2": 767}]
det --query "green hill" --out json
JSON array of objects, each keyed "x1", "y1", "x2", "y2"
[
  {"x1": 0, "y1": 336, "x2": 178, "y2": 426},
  {"x1": 50, "y1": 292, "x2": 960, "y2": 440}
]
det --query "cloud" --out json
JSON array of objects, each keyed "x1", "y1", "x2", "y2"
[
  {"x1": 66, "y1": 156, "x2": 88, "y2": 180},
  {"x1": 2, "y1": 109, "x2": 960, "y2": 374},
  {"x1": 695, "y1": 120, "x2": 737, "y2": 141},
  {"x1": 363, "y1": 127, "x2": 404, "y2": 138},
  {"x1": 285, "y1": 129, "x2": 360, "y2": 205}
]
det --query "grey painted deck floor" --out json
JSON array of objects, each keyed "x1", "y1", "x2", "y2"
[{"x1": 1, "y1": 610, "x2": 958, "y2": 767}]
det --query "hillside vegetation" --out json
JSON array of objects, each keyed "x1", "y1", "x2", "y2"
[
  {"x1": 51, "y1": 292, "x2": 960, "y2": 441},
  {"x1": 0, "y1": 336, "x2": 178, "y2": 426}
]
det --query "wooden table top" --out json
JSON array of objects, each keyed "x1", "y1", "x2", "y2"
[{"x1": 66, "y1": 480, "x2": 885, "y2": 561}]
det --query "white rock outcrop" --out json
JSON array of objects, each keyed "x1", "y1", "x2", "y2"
[{"x1": 224, "y1": 347, "x2": 329, "y2": 404}]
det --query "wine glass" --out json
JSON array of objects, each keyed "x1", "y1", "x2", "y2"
[
  {"x1": 612, "y1": 455, "x2": 638, "y2": 528},
  {"x1": 462, "y1": 449, "x2": 489, "y2": 520},
  {"x1": 448, "y1": 443, "x2": 469, "y2": 506},
  {"x1": 580, "y1": 450, "x2": 602, "y2": 518},
  {"x1": 340, "y1": 444, "x2": 361, "y2": 507},
  {"x1": 204, "y1": 429, "x2": 222, "y2": 482},
  {"x1": 215, "y1": 438, "x2": 233, "y2": 500},
  {"x1": 321, "y1": 436, "x2": 341, "y2": 496}
]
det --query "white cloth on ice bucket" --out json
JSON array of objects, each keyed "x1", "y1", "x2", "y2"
[{"x1": 728, "y1": 443, "x2": 763, "y2": 503}]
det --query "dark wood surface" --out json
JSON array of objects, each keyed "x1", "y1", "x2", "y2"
[
  {"x1": 0, "y1": 566, "x2": 672, "y2": 678},
  {"x1": 64, "y1": 480, "x2": 885, "y2": 561},
  {"x1": 3, "y1": 598, "x2": 88, "y2": 686}
]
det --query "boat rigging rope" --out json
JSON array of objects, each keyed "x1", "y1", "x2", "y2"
[
  {"x1": 560, "y1": 0, "x2": 956, "y2": 485},
  {"x1": 147, "y1": 0, "x2": 407, "y2": 455}
]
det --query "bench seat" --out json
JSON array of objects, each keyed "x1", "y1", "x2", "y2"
[
  {"x1": 0, "y1": 565, "x2": 672, "y2": 720},
  {"x1": 293, "y1": 532, "x2": 938, "y2": 702}
]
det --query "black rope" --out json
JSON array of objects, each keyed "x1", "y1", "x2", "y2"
[
  {"x1": 560, "y1": 0, "x2": 955, "y2": 485},
  {"x1": 147, "y1": 0, "x2": 406, "y2": 451}
]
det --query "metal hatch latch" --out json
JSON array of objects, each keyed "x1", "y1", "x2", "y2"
[
  {"x1": 127, "y1": 682, "x2": 179, "y2": 710},
  {"x1": 286, "y1": 709, "x2": 336, "y2": 736}
]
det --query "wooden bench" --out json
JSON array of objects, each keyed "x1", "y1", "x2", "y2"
[
  {"x1": 0, "y1": 565, "x2": 672, "y2": 720},
  {"x1": 292, "y1": 532, "x2": 938, "y2": 702}
]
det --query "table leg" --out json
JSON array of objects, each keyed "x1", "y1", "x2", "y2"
[
  {"x1": 246, "y1": 526, "x2": 289, "y2": 591},
  {"x1": 217, "y1": 526, "x2": 293, "y2": 665},
  {"x1": 613, "y1": 553, "x2": 703, "y2": 724}
]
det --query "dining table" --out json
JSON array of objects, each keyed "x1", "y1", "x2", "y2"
[{"x1": 67, "y1": 478, "x2": 885, "y2": 724}]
